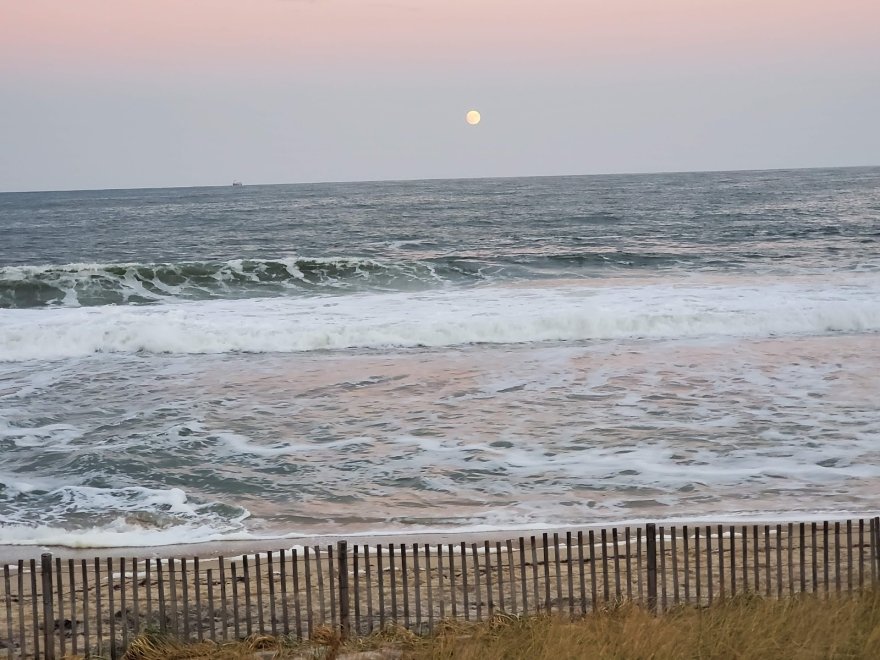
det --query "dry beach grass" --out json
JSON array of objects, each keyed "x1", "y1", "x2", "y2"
[{"x1": 117, "y1": 590, "x2": 880, "y2": 660}]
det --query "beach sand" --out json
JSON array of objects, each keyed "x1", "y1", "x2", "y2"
[{"x1": 1, "y1": 519, "x2": 877, "y2": 658}]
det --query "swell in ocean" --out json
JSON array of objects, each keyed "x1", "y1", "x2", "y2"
[{"x1": 0, "y1": 251, "x2": 708, "y2": 309}]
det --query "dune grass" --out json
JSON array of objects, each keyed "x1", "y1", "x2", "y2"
[{"x1": 121, "y1": 590, "x2": 880, "y2": 660}]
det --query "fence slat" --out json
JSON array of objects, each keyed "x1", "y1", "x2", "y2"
[
  {"x1": 156, "y1": 559, "x2": 167, "y2": 638},
  {"x1": 254, "y1": 553, "x2": 265, "y2": 634},
  {"x1": 338, "y1": 541, "x2": 350, "y2": 640},
  {"x1": 600, "y1": 529, "x2": 610, "y2": 604},
  {"x1": 180, "y1": 557, "x2": 190, "y2": 641},
  {"x1": 280, "y1": 550, "x2": 290, "y2": 636},
  {"x1": 531, "y1": 536, "x2": 540, "y2": 614},
  {"x1": 776, "y1": 525, "x2": 783, "y2": 598},
  {"x1": 646, "y1": 523, "x2": 657, "y2": 613},
  {"x1": 483, "y1": 541, "x2": 494, "y2": 617},
  {"x1": 121, "y1": 556, "x2": 129, "y2": 650},
  {"x1": 811, "y1": 523, "x2": 819, "y2": 593},
  {"x1": 507, "y1": 539, "x2": 518, "y2": 615},
  {"x1": 637, "y1": 529, "x2": 644, "y2": 603},
  {"x1": 243, "y1": 555, "x2": 254, "y2": 636},
  {"x1": 543, "y1": 534, "x2": 552, "y2": 611},
  {"x1": 107, "y1": 557, "x2": 115, "y2": 660},
  {"x1": 859, "y1": 519, "x2": 865, "y2": 590},
  {"x1": 28, "y1": 559, "x2": 39, "y2": 659},
  {"x1": 292, "y1": 549, "x2": 304, "y2": 640},
  {"x1": 694, "y1": 527, "x2": 701, "y2": 605},
  {"x1": 576, "y1": 532, "x2": 586, "y2": 614},
  {"x1": 346, "y1": 546, "x2": 355, "y2": 631},
  {"x1": 361, "y1": 547, "x2": 372, "y2": 634},
  {"x1": 659, "y1": 526, "x2": 667, "y2": 611},
  {"x1": 315, "y1": 547, "x2": 326, "y2": 628},
  {"x1": 447, "y1": 543, "x2": 457, "y2": 620},
  {"x1": 194, "y1": 558, "x2": 207, "y2": 640},
  {"x1": 753, "y1": 525, "x2": 760, "y2": 592},
  {"x1": 81, "y1": 560, "x2": 90, "y2": 655},
  {"x1": 729, "y1": 526, "x2": 736, "y2": 597},
  {"x1": 717, "y1": 524, "x2": 724, "y2": 601},
  {"x1": 54, "y1": 556, "x2": 65, "y2": 658},
  {"x1": 868, "y1": 517, "x2": 878, "y2": 585},
  {"x1": 207, "y1": 568, "x2": 216, "y2": 642},
  {"x1": 132, "y1": 557, "x2": 140, "y2": 642},
  {"x1": 706, "y1": 526, "x2": 713, "y2": 605},
  {"x1": 471, "y1": 543, "x2": 482, "y2": 621},
  {"x1": 496, "y1": 541, "x2": 505, "y2": 615},
  {"x1": 741, "y1": 525, "x2": 748, "y2": 593},
  {"x1": 218, "y1": 557, "x2": 228, "y2": 641},
  {"x1": 764, "y1": 526, "x2": 771, "y2": 597},
  {"x1": 519, "y1": 537, "x2": 529, "y2": 615},
  {"x1": 2, "y1": 566, "x2": 13, "y2": 657},
  {"x1": 460, "y1": 542, "x2": 470, "y2": 622},
  {"x1": 565, "y1": 533, "x2": 573, "y2": 616},
  {"x1": 788, "y1": 523, "x2": 795, "y2": 597},
  {"x1": 847, "y1": 520, "x2": 853, "y2": 593},
  {"x1": 328, "y1": 545, "x2": 337, "y2": 631},
  {"x1": 625, "y1": 528, "x2": 632, "y2": 601},
  {"x1": 682, "y1": 526, "x2": 690, "y2": 604},
  {"x1": 835, "y1": 522, "x2": 841, "y2": 594},
  {"x1": 588, "y1": 531, "x2": 597, "y2": 611},
  {"x1": 168, "y1": 558, "x2": 178, "y2": 637},
  {"x1": 267, "y1": 552, "x2": 277, "y2": 637},
  {"x1": 69, "y1": 559, "x2": 79, "y2": 658},
  {"x1": 400, "y1": 544, "x2": 410, "y2": 629},
  {"x1": 823, "y1": 522, "x2": 829, "y2": 595},
  {"x1": 553, "y1": 533, "x2": 562, "y2": 611},
  {"x1": 389, "y1": 545, "x2": 398, "y2": 624},
  {"x1": 40, "y1": 554, "x2": 54, "y2": 660},
  {"x1": 612, "y1": 529, "x2": 621, "y2": 600},
  {"x1": 230, "y1": 562, "x2": 240, "y2": 640},
  {"x1": 413, "y1": 543, "x2": 422, "y2": 629},
  {"x1": 670, "y1": 527, "x2": 679, "y2": 605},
  {"x1": 799, "y1": 523, "x2": 807, "y2": 593},
  {"x1": 425, "y1": 545, "x2": 435, "y2": 631},
  {"x1": 93, "y1": 557, "x2": 102, "y2": 656}
]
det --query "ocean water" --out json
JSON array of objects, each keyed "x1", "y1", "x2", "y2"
[{"x1": 2, "y1": 168, "x2": 880, "y2": 548}]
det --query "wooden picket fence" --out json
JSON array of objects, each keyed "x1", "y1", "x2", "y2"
[{"x1": 2, "y1": 517, "x2": 879, "y2": 659}]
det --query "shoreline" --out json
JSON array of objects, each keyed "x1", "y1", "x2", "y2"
[{"x1": 2, "y1": 511, "x2": 877, "y2": 563}]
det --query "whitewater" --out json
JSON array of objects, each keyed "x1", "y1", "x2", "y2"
[{"x1": 1, "y1": 167, "x2": 879, "y2": 548}]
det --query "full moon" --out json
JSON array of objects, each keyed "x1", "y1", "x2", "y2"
[{"x1": 466, "y1": 110, "x2": 481, "y2": 125}]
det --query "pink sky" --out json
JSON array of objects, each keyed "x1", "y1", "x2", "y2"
[
  {"x1": 3, "y1": 0, "x2": 879, "y2": 77},
  {"x1": 2, "y1": 0, "x2": 878, "y2": 190}
]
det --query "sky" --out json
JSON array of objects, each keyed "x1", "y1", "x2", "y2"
[{"x1": 1, "y1": 0, "x2": 879, "y2": 191}]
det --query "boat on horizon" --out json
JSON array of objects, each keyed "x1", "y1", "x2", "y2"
[{"x1": 232, "y1": 181, "x2": 243, "y2": 187}]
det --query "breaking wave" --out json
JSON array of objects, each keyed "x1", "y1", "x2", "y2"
[
  {"x1": 0, "y1": 252, "x2": 692, "y2": 309},
  {"x1": 2, "y1": 278, "x2": 879, "y2": 361}
]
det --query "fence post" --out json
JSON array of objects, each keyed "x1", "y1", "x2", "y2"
[
  {"x1": 646, "y1": 524, "x2": 657, "y2": 613},
  {"x1": 41, "y1": 553, "x2": 55, "y2": 660},
  {"x1": 337, "y1": 541, "x2": 350, "y2": 640},
  {"x1": 874, "y1": 518, "x2": 880, "y2": 582}
]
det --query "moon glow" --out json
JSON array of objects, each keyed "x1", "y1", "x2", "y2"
[{"x1": 466, "y1": 110, "x2": 481, "y2": 125}]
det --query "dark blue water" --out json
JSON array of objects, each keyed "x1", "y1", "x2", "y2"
[{"x1": 2, "y1": 168, "x2": 878, "y2": 308}]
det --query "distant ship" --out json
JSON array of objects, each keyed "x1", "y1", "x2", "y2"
[{"x1": 232, "y1": 181, "x2": 243, "y2": 187}]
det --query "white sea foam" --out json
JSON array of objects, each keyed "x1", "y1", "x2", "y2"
[
  {"x1": 0, "y1": 521, "x2": 263, "y2": 548},
  {"x1": 1, "y1": 276, "x2": 879, "y2": 362}
]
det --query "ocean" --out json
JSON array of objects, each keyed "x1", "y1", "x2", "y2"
[{"x1": 1, "y1": 167, "x2": 879, "y2": 548}]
